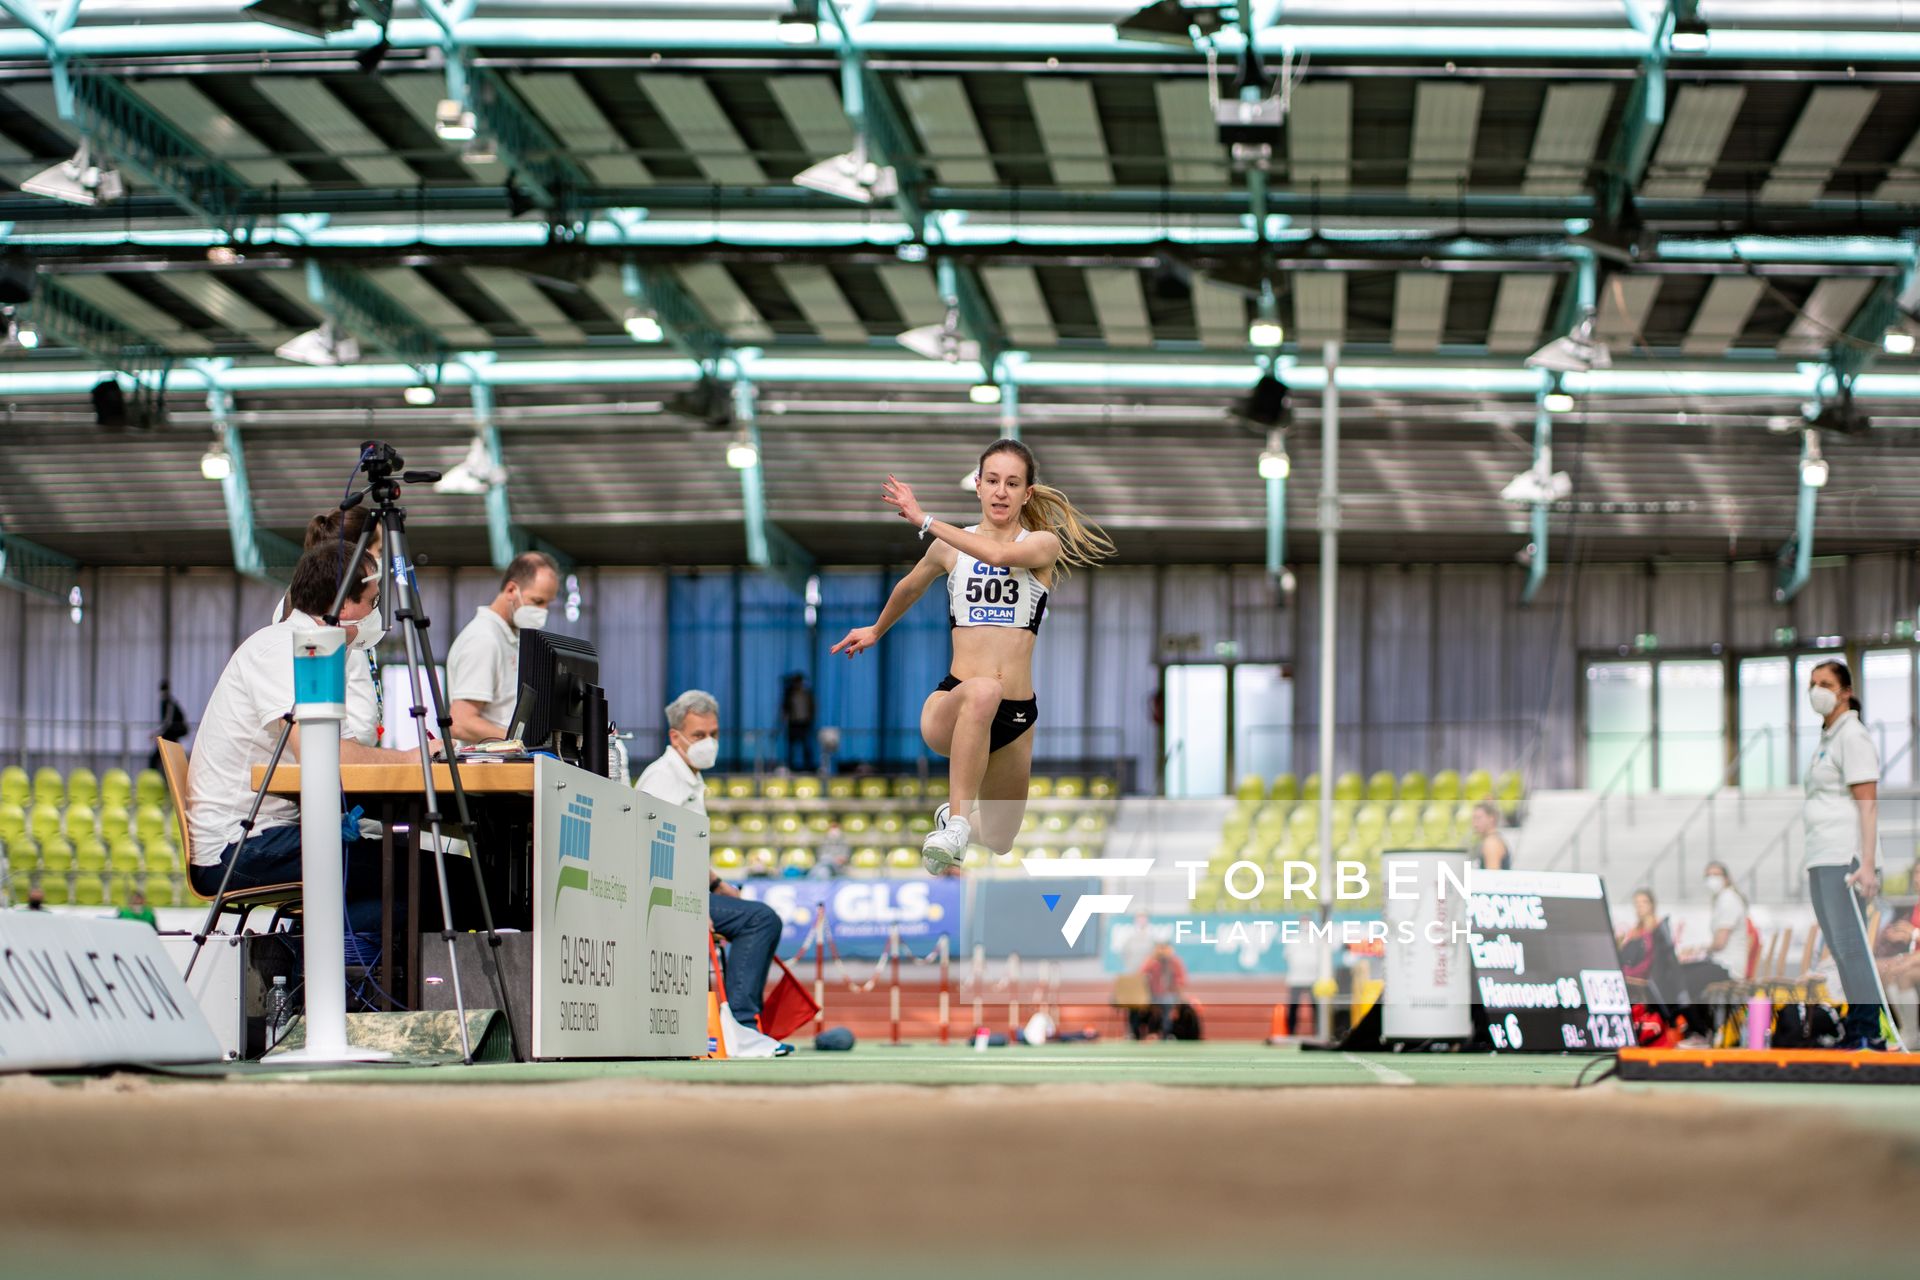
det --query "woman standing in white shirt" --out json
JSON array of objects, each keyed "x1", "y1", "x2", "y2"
[{"x1": 1803, "y1": 659, "x2": 1895, "y2": 1050}]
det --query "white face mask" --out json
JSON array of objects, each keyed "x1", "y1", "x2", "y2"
[
  {"x1": 512, "y1": 604, "x2": 549, "y2": 632},
  {"x1": 1809, "y1": 685, "x2": 1839, "y2": 717},
  {"x1": 684, "y1": 737, "x2": 719, "y2": 771},
  {"x1": 349, "y1": 603, "x2": 385, "y2": 651},
  {"x1": 1705, "y1": 874, "x2": 1727, "y2": 894}
]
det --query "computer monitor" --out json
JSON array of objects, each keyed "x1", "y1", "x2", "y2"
[{"x1": 508, "y1": 630, "x2": 601, "y2": 768}]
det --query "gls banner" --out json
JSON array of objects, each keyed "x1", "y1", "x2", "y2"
[{"x1": 739, "y1": 878, "x2": 963, "y2": 958}]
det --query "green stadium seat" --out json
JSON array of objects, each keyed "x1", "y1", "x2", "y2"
[
  {"x1": 1235, "y1": 774, "x2": 1267, "y2": 804},
  {"x1": 906, "y1": 813, "x2": 935, "y2": 836},
  {"x1": 709, "y1": 813, "x2": 735, "y2": 835},
  {"x1": 1398, "y1": 771, "x2": 1429, "y2": 804},
  {"x1": 891, "y1": 777, "x2": 922, "y2": 799},
  {"x1": 28, "y1": 804, "x2": 62, "y2": 845},
  {"x1": 1454, "y1": 801, "x2": 1476, "y2": 834},
  {"x1": 64, "y1": 803, "x2": 97, "y2": 842},
  {"x1": 133, "y1": 804, "x2": 170, "y2": 847},
  {"x1": 1284, "y1": 806, "x2": 1317, "y2": 853},
  {"x1": 142, "y1": 875, "x2": 178, "y2": 908},
  {"x1": 1086, "y1": 777, "x2": 1113, "y2": 799},
  {"x1": 1301, "y1": 774, "x2": 1321, "y2": 804},
  {"x1": 1019, "y1": 811, "x2": 1040, "y2": 834},
  {"x1": 961, "y1": 846, "x2": 989, "y2": 871},
  {"x1": 1386, "y1": 802, "x2": 1420, "y2": 848},
  {"x1": 73, "y1": 836, "x2": 107, "y2": 874},
  {"x1": 0, "y1": 766, "x2": 28, "y2": 808},
  {"x1": 926, "y1": 777, "x2": 951, "y2": 799},
  {"x1": 773, "y1": 813, "x2": 804, "y2": 837},
  {"x1": 737, "y1": 812, "x2": 769, "y2": 835},
  {"x1": 857, "y1": 778, "x2": 889, "y2": 800},
  {"x1": 38, "y1": 875, "x2": 69, "y2": 906},
  {"x1": 1027, "y1": 776, "x2": 1054, "y2": 799},
  {"x1": 779, "y1": 847, "x2": 815, "y2": 874},
  {"x1": 874, "y1": 813, "x2": 904, "y2": 836},
  {"x1": 744, "y1": 846, "x2": 778, "y2": 876},
  {"x1": 712, "y1": 846, "x2": 745, "y2": 875},
  {"x1": 1365, "y1": 771, "x2": 1397, "y2": 805},
  {"x1": 885, "y1": 846, "x2": 919, "y2": 871},
  {"x1": 33, "y1": 767, "x2": 64, "y2": 809},
  {"x1": 1464, "y1": 769, "x2": 1494, "y2": 804},
  {"x1": 805, "y1": 813, "x2": 833, "y2": 834},
  {"x1": 99, "y1": 768, "x2": 132, "y2": 811},
  {"x1": 1053, "y1": 776, "x2": 1085, "y2": 799},
  {"x1": 118, "y1": 838, "x2": 155, "y2": 873},
  {"x1": 827, "y1": 777, "x2": 857, "y2": 799},
  {"x1": 849, "y1": 847, "x2": 884, "y2": 875},
  {"x1": 1418, "y1": 802, "x2": 1456, "y2": 845},
  {"x1": 761, "y1": 777, "x2": 792, "y2": 800},
  {"x1": 724, "y1": 776, "x2": 755, "y2": 799},
  {"x1": 1333, "y1": 772, "x2": 1364, "y2": 804},
  {"x1": 1058, "y1": 845, "x2": 1086, "y2": 860},
  {"x1": 135, "y1": 768, "x2": 166, "y2": 809},
  {"x1": 0, "y1": 801, "x2": 26, "y2": 844},
  {"x1": 72, "y1": 875, "x2": 106, "y2": 907},
  {"x1": 792, "y1": 776, "x2": 823, "y2": 800},
  {"x1": 1042, "y1": 812, "x2": 1070, "y2": 834},
  {"x1": 703, "y1": 775, "x2": 724, "y2": 799},
  {"x1": 66, "y1": 768, "x2": 98, "y2": 810},
  {"x1": 842, "y1": 813, "x2": 871, "y2": 836},
  {"x1": 1269, "y1": 773, "x2": 1299, "y2": 805},
  {"x1": 39, "y1": 837, "x2": 73, "y2": 873},
  {"x1": 99, "y1": 805, "x2": 130, "y2": 844},
  {"x1": 1073, "y1": 811, "x2": 1108, "y2": 834},
  {"x1": 1497, "y1": 770, "x2": 1524, "y2": 815},
  {"x1": 1354, "y1": 802, "x2": 1388, "y2": 847},
  {"x1": 1431, "y1": 770, "x2": 1462, "y2": 803}
]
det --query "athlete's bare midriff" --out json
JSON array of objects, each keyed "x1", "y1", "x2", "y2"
[{"x1": 947, "y1": 626, "x2": 1038, "y2": 699}]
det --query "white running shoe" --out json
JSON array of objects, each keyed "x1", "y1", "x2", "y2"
[
  {"x1": 921, "y1": 813, "x2": 971, "y2": 874},
  {"x1": 933, "y1": 802, "x2": 950, "y2": 828}
]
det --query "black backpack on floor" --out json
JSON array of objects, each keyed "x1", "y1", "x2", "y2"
[{"x1": 1771, "y1": 1002, "x2": 1842, "y2": 1048}]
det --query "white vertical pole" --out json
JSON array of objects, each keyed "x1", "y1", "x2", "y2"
[{"x1": 1317, "y1": 340, "x2": 1342, "y2": 1042}]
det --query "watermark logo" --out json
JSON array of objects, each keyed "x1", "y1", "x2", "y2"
[
  {"x1": 1020, "y1": 856, "x2": 1156, "y2": 945},
  {"x1": 554, "y1": 793, "x2": 593, "y2": 907}
]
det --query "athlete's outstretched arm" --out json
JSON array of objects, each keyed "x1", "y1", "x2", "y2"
[
  {"x1": 882, "y1": 475, "x2": 1060, "y2": 570},
  {"x1": 829, "y1": 548, "x2": 946, "y2": 657}
]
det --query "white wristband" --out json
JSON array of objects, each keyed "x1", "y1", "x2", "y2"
[{"x1": 918, "y1": 514, "x2": 935, "y2": 540}]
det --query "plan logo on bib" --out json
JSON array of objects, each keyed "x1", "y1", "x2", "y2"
[
  {"x1": 1020, "y1": 856, "x2": 1156, "y2": 945},
  {"x1": 554, "y1": 793, "x2": 593, "y2": 907}
]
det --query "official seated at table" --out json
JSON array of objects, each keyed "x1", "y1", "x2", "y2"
[
  {"x1": 185, "y1": 540, "x2": 434, "y2": 931},
  {"x1": 445, "y1": 551, "x2": 561, "y2": 745},
  {"x1": 634, "y1": 689, "x2": 783, "y2": 1035}
]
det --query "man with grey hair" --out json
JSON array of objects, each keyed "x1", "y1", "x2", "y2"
[{"x1": 634, "y1": 690, "x2": 786, "y2": 1041}]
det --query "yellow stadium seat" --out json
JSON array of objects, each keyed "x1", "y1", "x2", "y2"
[
  {"x1": 99, "y1": 805, "x2": 130, "y2": 844},
  {"x1": 849, "y1": 846, "x2": 884, "y2": 875},
  {"x1": 1366, "y1": 771, "x2": 1397, "y2": 804},
  {"x1": 886, "y1": 846, "x2": 919, "y2": 871},
  {"x1": 66, "y1": 768, "x2": 98, "y2": 810},
  {"x1": 779, "y1": 847, "x2": 815, "y2": 874},
  {"x1": 1235, "y1": 774, "x2": 1267, "y2": 805},
  {"x1": 1087, "y1": 777, "x2": 1114, "y2": 799},
  {"x1": 906, "y1": 813, "x2": 935, "y2": 836},
  {"x1": 891, "y1": 776, "x2": 922, "y2": 799},
  {"x1": 135, "y1": 769, "x2": 166, "y2": 809},
  {"x1": 774, "y1": 813, "x2": 803, "y2": 837},
  {"x1": 827, "y1": 776, "x2": 856, "y2": 799},
  {"x1": 1269, "y1": 773, "x2": 1298, "y2": 805},
  {"x1": 712, "y1": 846, "x2": 745, "y2": 874},
  {"x1": 1418, "y1": 802, "x2": 1456, "y2": 845},
  {"x1": 142, "y1": 875, "x2": 178, "y2": 907},
  {"x1": 1497, "y1": 770, "x2": 1524, "y2": 815},
  {"x1": 117, "y1": 839, "x2": 154, "y2": 873},
  {"x1": 33, "y1": 768, "x2": 64, "y2": 809},
  {"x1": 1386, "y1": 802, "x2": 1420, "y2": 848},
  {"x1": 1054, "y1": 777, "x2": 1085, "y2": 799},
  {"x1": 1464, "y1": 769, "x2": 1494, "y2": 804},
  {"x1": 73, "y1": 837, "x2": 107, "y2": 874},
  {"x1": 1398, "y1": 771, "x2": 1429, "y2": 804},
  {"x1": 29, "y1": 804, "x2": 63, "y2": 845},
  {"x1": 709, "y1": 813, "x2": 735, "y2": 835},
  {"x1": 843, "y1": 813, "x2": 872, "y2": 836},
  {"x1": 38, "y1": 875, "x2": 69, "y2": 906},
  {"x1": 0, "y1": 801, "x2": 26, "y2": 843},
  {"x1": 926, "y1": 777, "x2": 951, "y2": 799},
  {"x1": 72, "y1": 875, "x2": 106, "y2": 907},
  {"x1": 724, "y1": 775, "x2": 754, "y2": 799},
  {"x1": 64, "y1": 804, "x2": 97, "y2": 842},
  {"x1": 1301, "y1": 774, "x2": 1321, "y2": 804},
  {"x1": 99, "y1": 768, "x2": 132, "y2": 811},
  {"x1": 1430, "y1": 770, "x2": 1462, "y2": 803},
  {"x1": 805, "y1": 813, "x2": 833, "y2": 834},
  {"x1": 1333, "y1": 772, "x2": 1364, "y2": 805},
  {"x1": 745, "y1": 846, "x2": 778, "y2": 876},
  {"x1": 737, "y1": 812, "x2": 769, "y2": 836},
  {"x1": 0, "y1": 766, "x2": 28, "y2": 808},
  {"x1": 1027, "y1": 777, "x2": 1054, "y2": 799},
  {"x1": 792, "y1": 776, "x2": 823, "y2": 800},
  {"x1": 761, "y1": 777, "x2": 791, "y2": 800},
  {"x1": 857, "y1": 778, "x2": 889, "y2": 800},
  {"x1": 875, "y1": 813, "x2": 904, "y2": 836},
  {"x1": 703, "y1": 775, "x2": 724, "y2": 798}
]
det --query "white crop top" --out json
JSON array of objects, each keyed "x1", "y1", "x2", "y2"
[{"x1": 947, "y1": 527, "x2": 1049, "y2": 634}]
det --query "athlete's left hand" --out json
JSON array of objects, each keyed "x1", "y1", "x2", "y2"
[{"x1": 882, "y1": 474, "x2": 925, "y2": 527}]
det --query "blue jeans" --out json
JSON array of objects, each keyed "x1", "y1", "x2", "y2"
[
  {"x1": 190, "y1": 824, "x2": 389, "y2": 935},
  {"x1": 709, "y1": 890, "x2": 782, "y2": 1028}
]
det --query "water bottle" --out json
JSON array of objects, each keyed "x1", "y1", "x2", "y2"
[
  {"x1": 270, "y1": 975, "x2": 290, "y2": 1036},
  {"x1": 1744, "y1": 990, "x2": 1772, "y2": 1050},
  {"x1": 609, "y1": 726, "x2": 629, "y2": 785}
]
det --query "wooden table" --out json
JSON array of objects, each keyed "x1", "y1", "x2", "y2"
[{"x1": 252, "y1": 761, "x2": 538, "y2": 1010}]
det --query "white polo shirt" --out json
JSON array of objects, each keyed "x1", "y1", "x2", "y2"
[
  {"x1": 272, "y1": 592, "x2": 381, "y2": 746},
  {"x1": 185, "y1": 609, "x2": 321, "y2": 865},
  {"x1": 1805, "y1": 709, "x2": 1881, "y2": 868},
  {"x1": 1707, "y1": 885, "x2": 1751, "y2": 980},
  {"x1": 634, "y1": 746, "x2": 707, "y2": 815},
  {"x1": 446, "y1": 605, "x2": 519, "y2": 738}
]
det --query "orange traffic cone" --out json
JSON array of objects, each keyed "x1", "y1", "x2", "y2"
[
  {"x1": 702, "y1": 932, "x2": 730, "y2": 1060},
  {"x1": 1267, "y1": 1002, "x2": 1290, "y2": 1043}
]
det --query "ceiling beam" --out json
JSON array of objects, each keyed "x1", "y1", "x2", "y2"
[
  {"x1": 1774, "y1": 427, "x2": 1820, "y2": 604},
  {"x1": 729, "y1": 374, "x2": 815, "y2": 596},
  {"x1": 621, "y1": 260, "x2": 728, "y2": 366},
  {"x1": 201, "y1": 373, "x2": 303, "y2": 584},
  {"x1": 301, "y1": 260, "x2": 447, "y2": 372},
  {"x1": 1828, "y1": 245, "x2": 1920, "y2": 384}
]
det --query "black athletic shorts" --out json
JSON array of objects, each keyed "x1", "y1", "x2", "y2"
[{"x1": 937, "y1": 673, "x2": 1038, "y2": 753}]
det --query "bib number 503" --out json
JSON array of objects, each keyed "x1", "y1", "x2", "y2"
[{"x1": 964, "y1": 579, "x2": 1020, "y2": 606}]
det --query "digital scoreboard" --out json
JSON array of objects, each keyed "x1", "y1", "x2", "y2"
[{"x1": 1467, "y1": 869, "x2": 1633, "y2": 1053}]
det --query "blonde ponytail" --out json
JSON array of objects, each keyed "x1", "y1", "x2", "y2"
[{"x1": 1022, "y1": 483, "x2": 1114, "y2": 578}]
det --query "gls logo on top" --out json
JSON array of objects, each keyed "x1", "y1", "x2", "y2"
[{"x1": 1021, "y1": 856, "x2": 1157, "y2": 945}]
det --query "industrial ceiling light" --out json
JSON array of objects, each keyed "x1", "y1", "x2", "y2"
[
  {"x1": 22, "y1": 143, "x2": 124, "y2": 207},
  {"x1": 274, "y1": 324, "x2": 360, "y2": 367},
  {"x1": 775, "y1": 0, "x2": 819, "y2": 44},
  {"x1": 1248, "y1": 317, "x2": 1284, "y2": 348},
  {"x1": 1257, "y1": 429, "x2": 1290, "y2": 480},
  {"x1": 897, "y1": 308, "x2": 980, "y2": 364},
  {"x1": 1115, "y1": 0, "x2": 1225, "y2": 47},
  {"x1": 403, "y1": 382, "x2": 437, "y2": 406},
  {"x1": 968, "y1": 381, "x2": 1002, "y2": 405},
  {"x1": 1885, "y1": 329, "x2": 1915, "y2": 356},
  {"x1": 433, "y1": 434, "x2": 508, "y2": 495},
  {"x1": 200, "y1": 436, "x2": 233, "y2": 482},
  {"x1": 1670, "y1": 12, "x2": 1709, "y2": 52},
  {"x1": 435, "y1": 98, "x2": 478, "y2": 143},
  {"x1": 725, "y1": 430, "x2": 759, "y2": 470},
  {"x1": 462, "y1": 135, "x2": 498, "y2": 165},
  {"x1": 1500, "y1": 465, "x2": 1572, "y2": 505},
  {"x1": 1804, "y1": 388, "x2": 1870, "y2": 436},
  {"x1": 11, "y1": 319, "x2": 38, "y2": 350},
  {"x1": 623, "y1": 308, "x2": 664, "y2": 343},
  {"x1": 793, "y1": 138, "x2": 899, "y2": 205},
  {"x1": 1543, "y1": 391, "x2": 1575, "y2": 413},
  {"x1": 1526, "y1": 310, "x2": 1610, "y2": 374},
  {"x1": 1233, "y1": 373, "x2": 1292, "y2": 427},
  {"x1": 1800, "y1": 429, "x2": 1829, "y2": 489},
  {"x1": 243, "y1": 0, "x2": 359, "y2": 38},
  {"x1": 664, "y1": 376, "x2": 734, "y2": 426}
]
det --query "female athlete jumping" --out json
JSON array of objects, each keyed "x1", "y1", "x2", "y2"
[{"x1": 830, "y1": 439, "x2": 1114, "y2": 872}]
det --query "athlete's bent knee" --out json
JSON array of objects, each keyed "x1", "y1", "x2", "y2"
[{"x1": 958, "y1": 677, "x2": 1003, "y2": 715}]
